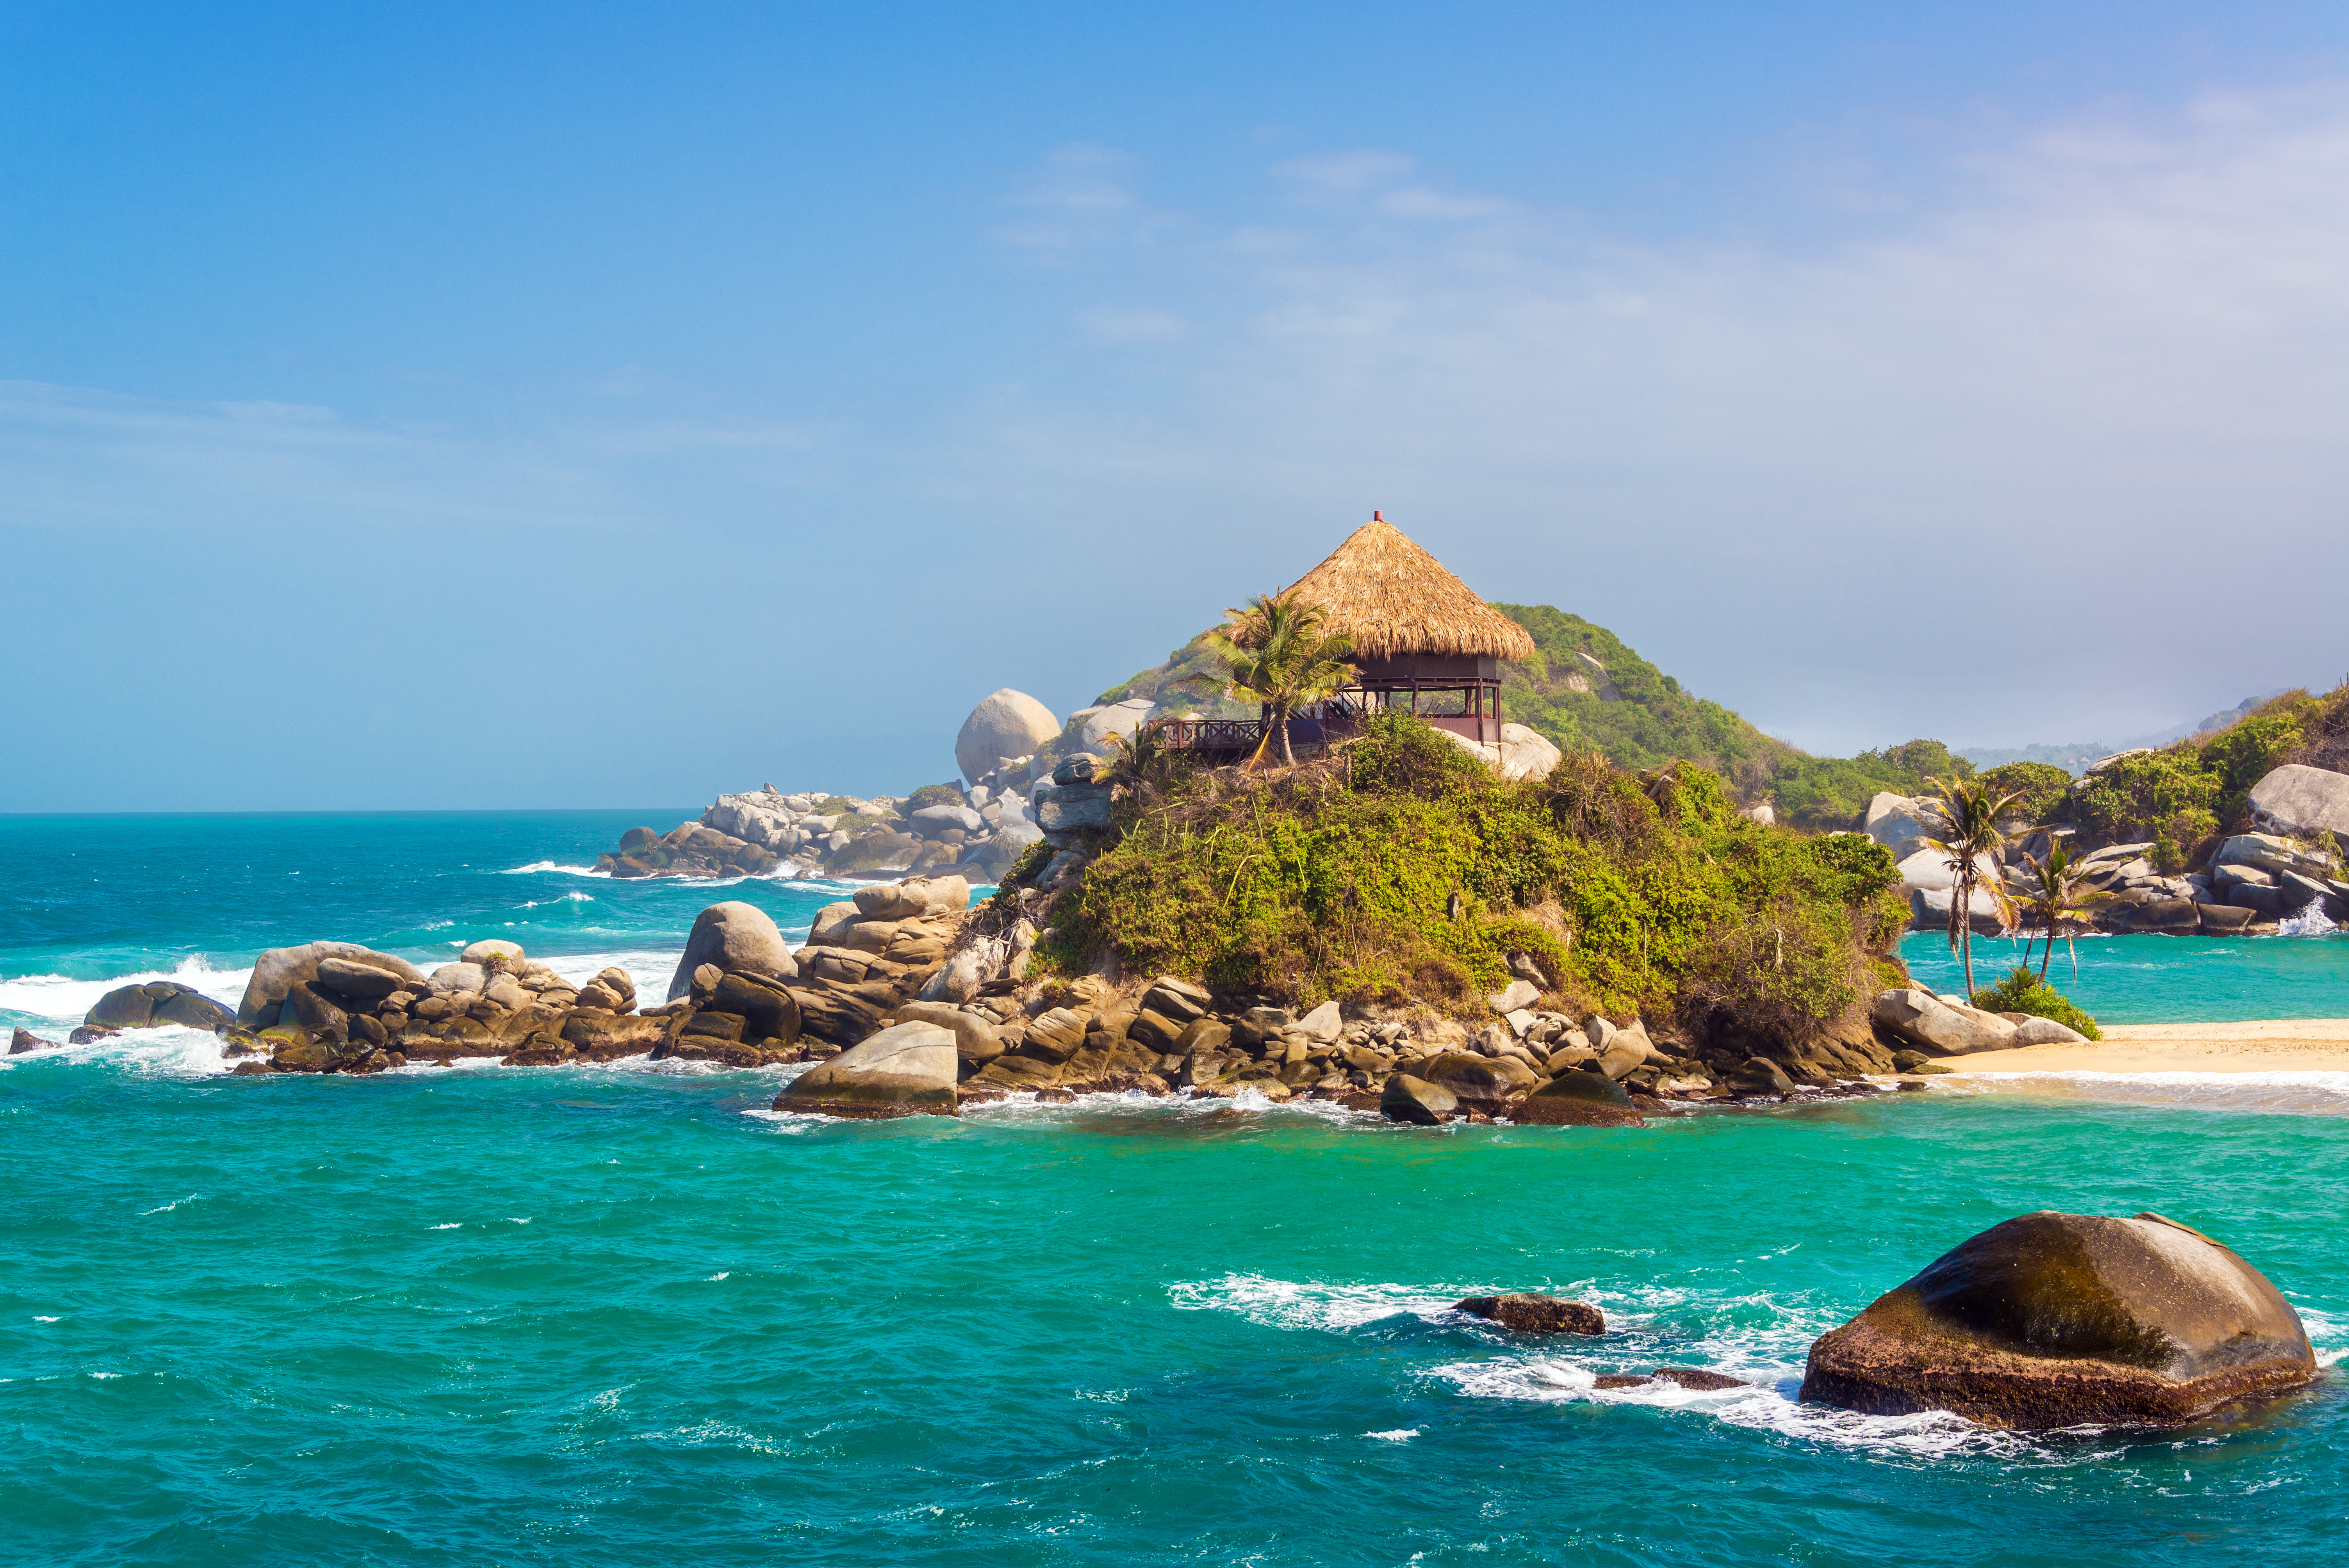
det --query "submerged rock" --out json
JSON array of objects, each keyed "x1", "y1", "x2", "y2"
[
  {"x1": 11, "y1": 1026, "x2": 63, "y2": 1054},
  {"x1": 1513, "y1": 1070, "x2": 1641, "y2": 1126},
  {"x1": 1379, "y1": 1073, "x2": 1457, "y2": 1125},
  {"x1": 1801, "y1": 1211, "x2": 2316, "y2": 1429},
  {"x1": 1457, "y1": 1294, "x2": 1604, "y2": 1335}
]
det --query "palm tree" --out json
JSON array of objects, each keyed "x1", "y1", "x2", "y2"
[
  {"x1": 1919, "y1": 774, "x2": 2024, "y2": 998},
  {"x1": 2007, "y1": 837, "x2": 2113, "y2": 982},
  {"x1": 1185, "y1": 591, "x2": 1358, "y2": 768},
  {"x1": 1097, "y1": 717, "x2": 1180, "y2": 797}
]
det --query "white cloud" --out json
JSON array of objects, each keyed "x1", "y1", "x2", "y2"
[{"x1": 977, "y1": 82, "x2": 2349, "y2": 752}]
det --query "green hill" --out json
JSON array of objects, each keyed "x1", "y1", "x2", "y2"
[{"x1": 1095, "y1": 604, "x2": 1973, "y2": 832}]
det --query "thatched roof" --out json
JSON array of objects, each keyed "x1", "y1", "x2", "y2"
[{"x1": 1280, "y1": 514, "x2": 1536, "y2": 661}]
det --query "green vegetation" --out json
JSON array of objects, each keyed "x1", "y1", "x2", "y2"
[
  {"x1": 1185, "y1": 590, "x2": 1358, "y2": 767},
  {"x1": 2058, "y1": 688, "x2": 2349, "y2": 869},
  {"x1": 902, "y1": 782, "x2": 967, "y2": 812},
  {"x1": 1027, "y1": 713, "x2": 1908, "y2": 1043},
  {"x1": 1977, "y1": 761, "x2": 2073, "y2": 827},
  {"x1": 1767, "y1": 742, "x2": 1977, "y2": 834},
  {"x1": 1488, "y1": 605, "x2": 1973, "y2": 830},
  {"x1": 1096, "y1": 637, "x2": 1258, "y2": 720},
  {"x1": 1488, "y1": 604, "x2": 1795, "y2": 791},
  {"x1": 2068, "y1": 750, "x2": 2220, "y2": 871},
  {"x1": 2006, "y1": 839, "x2": 2114, "y2": 979},
  {"x1": 1972, "y1": 964, "x2": 2102, "y2": 1041},
  {"x1": 1916, "y1": 776, "x2": 2022, "y2": 996}
]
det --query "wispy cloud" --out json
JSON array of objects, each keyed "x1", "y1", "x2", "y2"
[{"x1": 980, "y1": 83, "x2": 2349, "y2": 749}]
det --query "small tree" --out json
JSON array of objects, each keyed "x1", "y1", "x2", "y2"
[
  {"x1": 2007, "y1": 837, "x2": 2114, "y2": 982},
  {"x1": 1187, "y1": 591, "x2": 1358, "y2": 768},
  {"x1": 1919, "y1": 774, "x2": 2023, "y2": 997}
]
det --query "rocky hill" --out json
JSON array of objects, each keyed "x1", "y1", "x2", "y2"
[{"x1": 1094, "y1": 603, "x2": 1972, "y2": 832}]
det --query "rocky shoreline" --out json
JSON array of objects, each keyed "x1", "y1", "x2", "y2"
[
  {"x1": 1868, "y1": 794, "x2": 2349, "y2": 938},
  {"x1": 65, "y1": 848, "x2": 1926, "y2": 1121}
]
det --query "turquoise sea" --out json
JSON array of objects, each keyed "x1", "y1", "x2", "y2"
[{"x1": 5, "y1": 811, "x2": 2349, "y2": 1566}]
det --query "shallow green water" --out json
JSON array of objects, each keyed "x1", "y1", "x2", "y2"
[
  {"x1": 6, "y1": 813, "x2": 2349, "y2": 1564},
  {"x1": 1898, "y1": 928, "x2": 2349, "y2": 1023}
]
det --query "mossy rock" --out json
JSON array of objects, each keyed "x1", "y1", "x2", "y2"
[{"x1": 1802, "y1": 1211, "x2": 2315, "y2": 1428}]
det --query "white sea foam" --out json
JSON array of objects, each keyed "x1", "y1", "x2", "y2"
[
  {"x1": 1950, "y1": 1069, "x2": 2349, "y2": 1117},
  {"x1": 0, "y1": 956, "x2": 248, "y2": 1025},
  {"x1": 1169, "y1": 1273, "x2": 1475, "y2": 1332},
  {"x1": 1365, "y1": 1428, "x2": 1418, "y2": 1442},
  {"x1": 501, "y1": 861, "x2": 606, "y2": 877},
  {"x1": 0, "y1": 1021, "x2": 238, "y2": 1079},
  {"x1": 2278, "y1": 905, "x2": 2340, "y2": 938},
  {"x1": 139, "y1": 1194, "x2": 199, "y2": 1216},
  {"x1": 1169, "y1": 1270, "x2": 2151, "y2": 1464}
]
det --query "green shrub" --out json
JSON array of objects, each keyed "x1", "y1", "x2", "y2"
[
  {"x1": 1971, "y1": 964, "x2": 2102, "y2": 1041},
  {"x1": 904, "y1": 782, "x2": 967, "y2": 811},
  {"x1": 1052, "y1": 711, "x2": 1902, "y2": 1044},
  {"x1": 2070, "y1": 748, "x2": 2219, "y2": 869},
  {"x1": 1977, "y1": 761, "x2": 2073, "y2": 827}
]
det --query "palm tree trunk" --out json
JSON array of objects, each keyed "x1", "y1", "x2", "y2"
[
  {"x1": 1957, "y1": 875, "x2": 1977, "y2": 997},
  {"x1": 1278, "y1": 709, "x2": 1296, "y2": 767},
  {"x1": 2039, "y1": 911, "x2": 2057, "y2": 981}
]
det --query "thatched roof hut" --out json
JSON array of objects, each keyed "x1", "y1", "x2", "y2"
[{"x1": 1281, "y1": 513, "x2": 1535, "y2": 663}]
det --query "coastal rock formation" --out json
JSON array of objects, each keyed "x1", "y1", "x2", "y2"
[
  {"x1": 1514, "y1": 1070, "x2": 1641, "y2": 1126},
  {"x1": 595, "y1": 781, "x2": 1039, "y2": 885},
  {"x1": 665, "y1": 901, "x2": 795, "y2": 1002},
  {"x1": 1869, "y1": 990, "x2": 2018, "y2": 1055},
  {"x1": 776, "y1": 1020, "x2": 960, "y2": 1118},
  {"x1": 237, "y1": 944, "x2": 427, "y2": 1029},
  {"x1": 2248, "y1": 763, "x2": 2349, "y2": 839},
  {"x1": 85, "y1": 980, "x2": 235, "y2": 1032},
  {"x1": 11, "y1": 1027, "x2": 63, "y2": 1054},
  {"x1": 957, "y1": 689, "x2": 1061, "y2": 786},
  {"x1": 1800, "y1": 1211, "x2": 2316, "y2": 1428},
  {"x1": 1457, "y1": 1294, "x2": 1605, "y2": 1335}
]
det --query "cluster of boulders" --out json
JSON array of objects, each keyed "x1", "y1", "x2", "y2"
[
  {"x1": 592, "y1": 785, "x2": 1044, "y2": 885},
  {"x1": 1864, "y1": 790, "x2": 2349, "y2": 937},
  {"x1": 189, "y1": 938, "x2": 663, "y2": 1073},
  {"x1": 766, "y1": 944, "x2": 1919, "y2": 1122},
  {"x1": 1868, "y1": 988, "x2": 2092, "y2": 1057}
]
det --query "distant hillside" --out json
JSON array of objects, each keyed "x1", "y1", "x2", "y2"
[
  {"x1": 1096, "y1": 603, "x2": 1974, "y2": 832},
  {"x1": 1959, "y1": 693, "x2": 2286, "y2": 777}
]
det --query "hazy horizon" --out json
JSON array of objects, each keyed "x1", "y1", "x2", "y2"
[{"x1": 7, "y1": 3, "x2": 2347, "y2": 812}]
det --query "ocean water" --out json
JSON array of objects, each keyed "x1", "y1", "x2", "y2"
[
  {"x1": 6, "y1": 812, "x2": 2349, "y2": 1566},
  {"x1": 1898, "y1": 926, "x2": 2349, "y2": 1023}
]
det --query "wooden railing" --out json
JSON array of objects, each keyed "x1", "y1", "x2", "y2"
[{"x1": 1155, "y1": 718, "x2": 1267, "y2": 752}]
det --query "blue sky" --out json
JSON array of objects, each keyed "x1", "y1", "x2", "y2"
[{"x1": 6, "y1": 2, "x2": 2347, "y2": 810}]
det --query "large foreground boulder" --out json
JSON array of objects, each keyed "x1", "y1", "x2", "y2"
[
  {"x1": 1800, "y1": 1211, "x2": 2316, "y2": 1429},
  {"x1": 666, "y1": 901, "x2": 795, "y2": 1002},
  {"x1": 776, "y1": 1021, "x2": 959, "y2": 1118},
  {"x1": 237, "y1": 944, "x2": 426, "y2": 1029}
]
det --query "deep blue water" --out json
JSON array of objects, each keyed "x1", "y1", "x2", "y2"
[{"x1": 5, "y1": 813, "x2": 2349, "y2": 1566}]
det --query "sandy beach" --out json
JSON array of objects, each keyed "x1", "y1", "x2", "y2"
[{"x1": 1932, "y1": 1019, "x2": 2349, "y2": 1075}]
